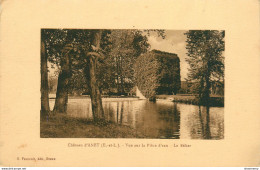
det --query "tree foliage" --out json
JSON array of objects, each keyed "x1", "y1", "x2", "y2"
[
  {"x1": 97, "y1": 30, "x2": 150, "y2": 95},
  {"x1": 185, "y1": 30, "x2": 225, "y2": 104},
  {"x1": 42, "y1": 29, "x2": 167, "y2": 120},
  {"x1": 45, "y1": 29, "x2": 162, "y2": 96}
]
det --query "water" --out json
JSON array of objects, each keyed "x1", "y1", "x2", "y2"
[{"x1": 50, "y1": 98, "x2": 224, "y2": 139}]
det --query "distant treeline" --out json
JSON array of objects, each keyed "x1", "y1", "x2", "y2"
[
  {"x1": 180, "y1": 81, "x2": 224, "y2": 96},
  {"x1": 49, "y1": 49, "x2": 182, "y2": 98}
]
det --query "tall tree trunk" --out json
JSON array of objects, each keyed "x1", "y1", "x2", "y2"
[
  {"x1": 120, "y1": 102, "x2": 124, "y2": 124},
  {"x1": 41, "y1": 34, "x2": 50, "y2": 117},
  {"x1": 203, "y1": 75, "x2": 211, "y2": 105},
  {"x1": 120, "y1": 56, "x2": 125, "y2": 95},
  {"x1": 198, "y1": 77, "x2": 204, "y2": 104},
  {"x1": 201, "y1": 35, "x2": 211, "y2": 106},
  {"x1": 116, "y1": 102, "x2": 119, "y2": 123},
  {"x1": 85, "y1": 31, "x2": 105, "y2": 121},
  {"x1": 116, "y1": 56, "x2": 121, "y2": 95},
  {"x1": 120, "y1": 75, "x2": 125, "y2": 95},
  {"x1": 53, "y1": 52, "x2": 71, "y2": 113},
  {"x1": 86, "y1": 56, "x2": 105, "y2": 121},
  {"x1": 201, "y1": 63, "x2": 211, "y2": 106}
]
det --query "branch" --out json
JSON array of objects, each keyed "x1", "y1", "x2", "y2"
[
  {"x1": 61, "y1": 44, "x2": 74, "y2": 54},
  {"x1": 86, "y1": 51, "x2": 105, "y2": 60}
]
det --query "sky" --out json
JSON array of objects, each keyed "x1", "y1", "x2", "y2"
[{"x1": 147, "y1": 30, "x2": 189, "y2": 81}]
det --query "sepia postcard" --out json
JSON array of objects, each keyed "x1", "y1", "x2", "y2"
[{"x1": 0, "y1": 0, "x2": 260, "y2": 167}]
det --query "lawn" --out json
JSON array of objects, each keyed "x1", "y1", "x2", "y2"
[{"x1": 40, "y1": 114, "x2": 146, "y2": 138}]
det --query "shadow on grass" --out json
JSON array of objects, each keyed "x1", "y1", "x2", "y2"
[{"x1": 40, "y1": 114, "x2": 146, "y2": 138}]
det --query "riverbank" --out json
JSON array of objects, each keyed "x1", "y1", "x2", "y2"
[
  {"x1": 156, "y1": 94, "x2": 224, "y2": 107},
  {"x1": 49, "y1": 94, "x2": 224, "y2": 107},
  {"x1": 40, "y1": 114, "x2": 146, "y2": 138},
  {"x1": 49, "y1": 94, "x2": 139, "y2": 100}
]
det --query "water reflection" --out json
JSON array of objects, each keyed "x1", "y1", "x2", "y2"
[
  {"x1": 198, "y1": 106, "x2": 211, "y2": 139},
  {"x1": 49, "y1": 98, "x2": 224, "y2": 139}
]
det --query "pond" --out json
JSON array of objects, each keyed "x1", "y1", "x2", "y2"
[{"x1": 50, "y1": 98, "x2": 224, "y2": 139}]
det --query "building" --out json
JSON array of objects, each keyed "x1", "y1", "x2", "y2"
[{"x1": 134, "y1": 50, "x2": 181, "y2": 99}]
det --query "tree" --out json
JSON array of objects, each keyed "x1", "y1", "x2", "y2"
[
  {"x1": 41, "y1": 30, "x2": 50, "y2": 117},
  {"x1": 83, "y1": 30, "x2": 106, "y2": 121},
  {"x1": 45, "y1": 29, "x2": 94, "y2": 113},
  {"x1": 53, "y1": 44, "x2": 73, "y2": 113},
  {"x1": 43, "y1": 29, "x2": 70, "y2": 113},
  {"x1": 82, "y1": 29, "x2": 150, "y2": 120},
  {"x1": 67, "y1": 69, "x2": 89, "y2": 95},
  {"x1": 185, "y1": 30, "x2": 225, "y2": 105},
  {"x1": 43, "y1": 29, "x2": 163, "y2": 121},
  {"x1": 44, "y1": 29, "x2": 111, "y2": 120},
  {"x1": 104, "y1": 30, "x2": 150, "y2": 95}
]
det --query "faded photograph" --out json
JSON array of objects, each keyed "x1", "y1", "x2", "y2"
[{"x1": 40, "y1": 29, "x2": 224, "y2": 139}]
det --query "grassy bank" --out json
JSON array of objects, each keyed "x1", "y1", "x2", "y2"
[
  {"x1": 49, "y1": 94, "x2": 139, "y2": 100},
  {"x1": 40, "y1": 114, "x2": 146, "y2": 138},
  {"x1": 156, "y1": 94, "x2": 224, "y2": 107}
]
